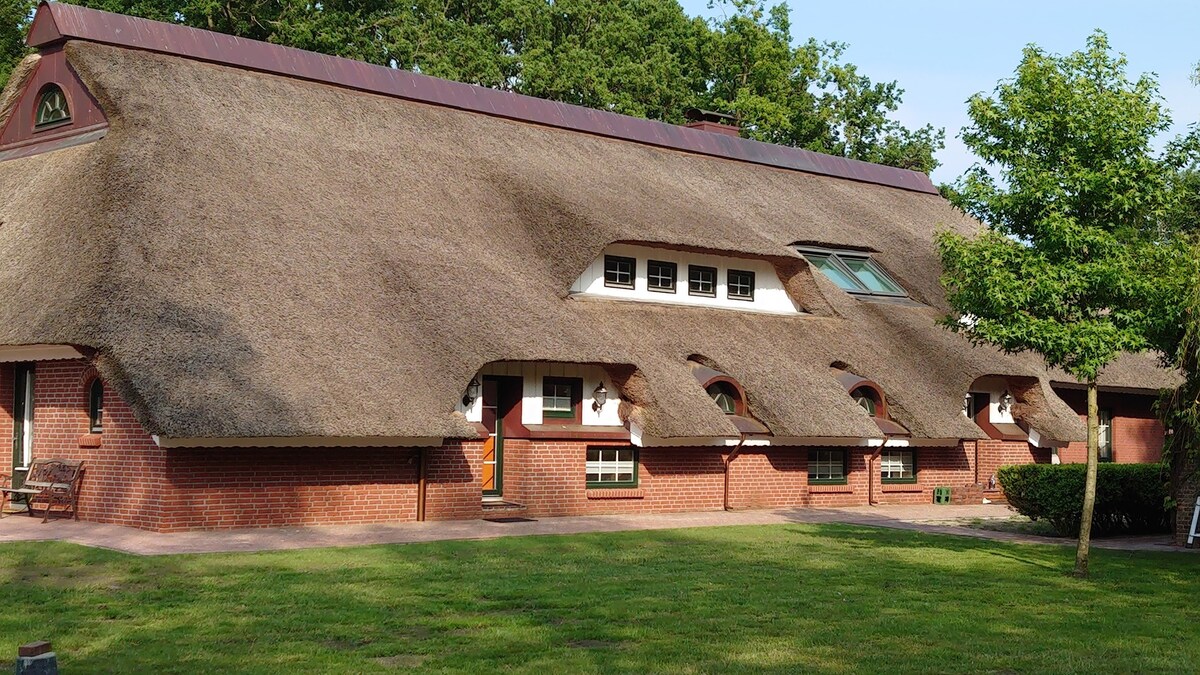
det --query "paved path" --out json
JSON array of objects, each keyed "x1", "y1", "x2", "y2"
[{"x1": 0, "y1": 504, "x2": 1189, "y2": 556}]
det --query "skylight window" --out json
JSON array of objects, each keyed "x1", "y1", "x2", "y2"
[{"x1": 798, "y1": 248, "x2": 905, "y2": 297}]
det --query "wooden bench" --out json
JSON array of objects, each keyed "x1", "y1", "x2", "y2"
[{"x1": 1, "y1": 458, "x2": 85, "y2": 522}]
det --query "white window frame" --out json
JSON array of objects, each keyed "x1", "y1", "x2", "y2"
[
  {"x1": 880, "y1": 449, "x2": 916, "y2": 482},
  {"x1": 586, "y1": 446, "x2": 637, "y2": 487}
]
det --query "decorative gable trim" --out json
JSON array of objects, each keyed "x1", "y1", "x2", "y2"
[{"x1": 0, "y1": 45, "x2": 108, "y2": 161}]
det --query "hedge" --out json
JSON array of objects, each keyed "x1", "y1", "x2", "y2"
[{"x1": 997, "y1": 463, "x2": 1170, "y2": 536}]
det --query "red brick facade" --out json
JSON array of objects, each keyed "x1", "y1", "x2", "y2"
[
  {"x1": 1052, "y1": 388, "x2": 1164, "y2": 464},
  {"x1": 1, "y1": 358, "x2": 1119, "y2": 532}
]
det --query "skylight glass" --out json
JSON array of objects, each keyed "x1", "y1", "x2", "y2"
[{"x1": 799, "y1": 248, "x2": 907, "y2": 298}]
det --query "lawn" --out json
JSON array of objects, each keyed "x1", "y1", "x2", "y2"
[{"x1": 1, "y1": 524, "x2": 1198, "y2": 673}]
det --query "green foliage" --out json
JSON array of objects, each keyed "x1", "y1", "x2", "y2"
[
  {"x1": 999, "y1": 463, "x2": 1170, "y2": 536},
  {"x1": 0, "y1": 0, "x2": 35, "y2": 89},
  {"x1": 937, "y1": 31, "x2": 1198, "y2": 382},
  {"x1": 0, "y1": 0, "x2": 943, "y2": 172}
]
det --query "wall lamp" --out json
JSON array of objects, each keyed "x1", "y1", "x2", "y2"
[
  {"x1": 592, "y1": 382, "x2": 609, "y2": 412},
  {"x1": 998, "y1": 390, "x2": 1015, "y2": 414},
  {"x1": 462, "y1": 377, "x2": 481, "y2": 408}
]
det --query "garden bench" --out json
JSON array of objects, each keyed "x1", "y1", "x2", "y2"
[{"x1": 1, "y1": 458, "x2": 84, "y2": 522}]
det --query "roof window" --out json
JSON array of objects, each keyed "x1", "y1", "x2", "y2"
[{"x1": 798, "y1": 248, "x2": 905, "y2": 297}]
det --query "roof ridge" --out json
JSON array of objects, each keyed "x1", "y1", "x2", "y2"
[{"x1": 27, "y1": 1, "x2": 939, "y2": 195}]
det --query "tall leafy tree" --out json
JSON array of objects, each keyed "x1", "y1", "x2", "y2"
[
  {"x1": 0, "y1": 0, "x2": 35, "y2": 89},
  {"x1": 0, "y1": 0, "x2": 943, "y2": 172},
  {"x1": 937, "y1": 31, "x2": 1196, "y2": 577}
]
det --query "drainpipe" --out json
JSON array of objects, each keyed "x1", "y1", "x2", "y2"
[
  {"x1": 867, "y1": 435, "x2": 890, "y2": 506},
  {"x1": 723, "y1": 436, "x2": 748, "y2": 511},
  {"x1": 416, "y1": 448, "x2": 428, "y2": 522}
]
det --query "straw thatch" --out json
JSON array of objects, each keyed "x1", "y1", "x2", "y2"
[{"x1": 0, "y1": 40, "x2": 1158, "y2": 443}]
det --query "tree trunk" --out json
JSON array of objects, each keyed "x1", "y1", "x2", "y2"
[{"x1": 1073, "y1": 378, "x2": 1100, "y2": 578}]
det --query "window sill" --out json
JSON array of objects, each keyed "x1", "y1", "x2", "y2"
[
  {"x1": 78, "y1": 433, "x2": 102, "y2": 448},
  {"x1": 586, "y1": 488, "x2": 644, "y2": 500},
  {"x1": 808, "y1": 484, "x2": 853, "y2": 494},
  {"x1": 881, "y1": 483, "x2": 922, "y2": 493}
]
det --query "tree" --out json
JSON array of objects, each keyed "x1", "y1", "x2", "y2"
[
  {"x1": 0, "y1": 0, "x2": 35, "y2": 89},
  {"x1": 0, "y1": 0, "x2": 943, "y2": 173},
  {"x1": 937, "y1": 31, "x2": 1196, "y2": 577}
]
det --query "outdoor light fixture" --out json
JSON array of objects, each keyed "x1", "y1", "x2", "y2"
[
  {"x1": 962, "y1": 393, "x2": 973, "y2": 415},
  {"x1": 462, "y1": 377, "x2": 481, "y2": 407},
  {"x1": 592, "y1": 382, "x2": 609, "y2": 412},
  {"x1": 998, "y1": 390, "x2": 1015, "y2": 414}
]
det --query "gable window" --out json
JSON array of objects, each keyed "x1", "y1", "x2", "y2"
[
  {"x1": 798, "y1": 248, "x2": 905, "y2": 297},
  {"x1": 808, "y1": 449, "x2": 847, "y2": 485},
  {"x1": 542, "y1": 377, "x2": 582, "y2": 423},
  {"x1": 88, "y1": 378, "x2": 104, "y2": 433},
  {"x1": 586, "y1": 446, "x2": 637, "y2": 487},
  {"x1": 727, "y1": 269, "x2": 755, "y2": 301},
  {"x1": 647, "y1": 260, "x2": 677, "y2": 293},
  {"x1": 688, "y1": 265, "x2": 717, "y2": 298},
  {"x1": 880, "y1": 449, "x2": 916, "y2": 483},
  {"x1": 604, "y1": 255, "x2": 635, "y2": 289},
  {"x1": 34, "y1": 84, "x2": 70, "y2": 128},
  {"x1": 1098, "y1": 409, "x2": 1113, "y2": 462}
]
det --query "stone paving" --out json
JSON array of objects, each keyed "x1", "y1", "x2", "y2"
[{"x1": 0, "y1": 503, "x2": 1190, "y2": 556}]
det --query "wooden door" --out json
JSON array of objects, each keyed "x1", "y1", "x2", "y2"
[{"x1": 481, "y1": 376, "x2": 522, "y2": 498}]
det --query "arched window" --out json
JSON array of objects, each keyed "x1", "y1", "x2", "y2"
[
  {"x1": 88, "y1": 378, "x2": 104, "y2": 432},
  {"x1": 35, "y1": 84, "x2": 70, "y2": 128},
  {"x1": 706, "y1": 382, "x2": 740, "y2": 415},
  {"x1": 851, "y1": 386, "x2": 879, "y2": 416}
]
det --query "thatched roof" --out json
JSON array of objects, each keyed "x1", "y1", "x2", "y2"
[{"x1": 0, "y1": 6, "x2": 1165, "y2": 444}]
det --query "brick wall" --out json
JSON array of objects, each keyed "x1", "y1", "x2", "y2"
[
  {"x1": 0, "y1": 359, "x2": 482, "y2": 532},
  {"x1": 970, "y1": 439, "x2": 1052, "y2": 496},
  {"x1": 1053, "y1": 388, "x2": 1164, "y2": 464},
  {"x1": 1175, "y1": 456, "x2": 1198, "y2": 546},
  {"x1": 0, "y1": 358, "x2": 1049, "y2": 532}
]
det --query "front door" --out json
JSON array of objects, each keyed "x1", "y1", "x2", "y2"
[
  {"x1": 10, "y1": 364, "x2": 33, "y2": 489},
  {"x1": 481, "y1": 376, "x2": 522, "y2": 498}
]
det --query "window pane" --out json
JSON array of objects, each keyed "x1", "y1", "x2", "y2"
[
  {"x1": 689, "y1": 266, "x2": 717, "y2": 297},
  {"x1": 842, "y1": 257, "x2": 902, "y2": 294},
  {"x1": 586, "y1": 446, "x2": 637, "y2": 485},
  {"x1": 728, "y1": 270, "x2": 755, "y2": 300},
  {"x1": 648, "y1": 260, "x2": 676, "y2": 292},
  {"x1": 604, "y1": 256, "x2": 635, "y2": 288},
  {"x1": 805, "y1": 254, "x2": 865, "y2": 291}
]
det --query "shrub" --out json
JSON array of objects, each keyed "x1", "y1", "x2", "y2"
[{"x1": 997, "y1": 463, "x2": 1170, "y2": 536}]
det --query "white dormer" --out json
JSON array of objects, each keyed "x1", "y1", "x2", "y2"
[{"x1": 570, "y1": 244, "x2": 801, "y2": 315}]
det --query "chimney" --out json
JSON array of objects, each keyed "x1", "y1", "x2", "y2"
[{"x1": 683, "y1": 108, "x2": 740, "y2": 138}]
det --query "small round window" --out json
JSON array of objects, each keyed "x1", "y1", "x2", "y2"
[
  {"x1": 706, "y1": 382, "x2": 739, "y2": 415},
  {"x1": 35, "y1": 84, "x2": 71, "y2": 128},
  {"x1": 851, "y1": 387, "x2": 878, "y2": 416}
]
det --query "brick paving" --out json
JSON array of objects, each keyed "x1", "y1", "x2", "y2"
[{"x1": 0, "y1": 504, "x2": 1190, "y2": 556}]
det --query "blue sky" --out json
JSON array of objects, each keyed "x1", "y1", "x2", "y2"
[{"x1": 679, "y1": 0, "x2": 1200, "y2": 184}]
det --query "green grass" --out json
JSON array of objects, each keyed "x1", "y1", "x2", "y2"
[{"x1": 2, "y1": 524, "x2": 1198, "y2": 673}]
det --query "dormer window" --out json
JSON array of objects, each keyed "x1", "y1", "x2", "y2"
[
  {"x1": 798, "y1": 247, "x2": 906, "y2": 297},
  {"x1": 604, "y1": 255, "x2": 635, "y2": 289},
  {"x1": 688, "y1": 265, "x2": 717, "y2": 298},
  {"x1": 706, "y1": 382, "x2": 739, "y2": 415},
  {"x1": 851, "y1": 386, "x2": 879, "y2": 416},
  {"x1": 647, "y1": 260, "x2": 677, "y2": 293},
  {"x1": 34, "y1": 84, "x2": 70, "y2": 128},
  {"x1": 572, "y1": 244, "x2": 800, "y2": 314},
  {"x1": 727, "y1": 269, "x2": 755, "y2": 301}
]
